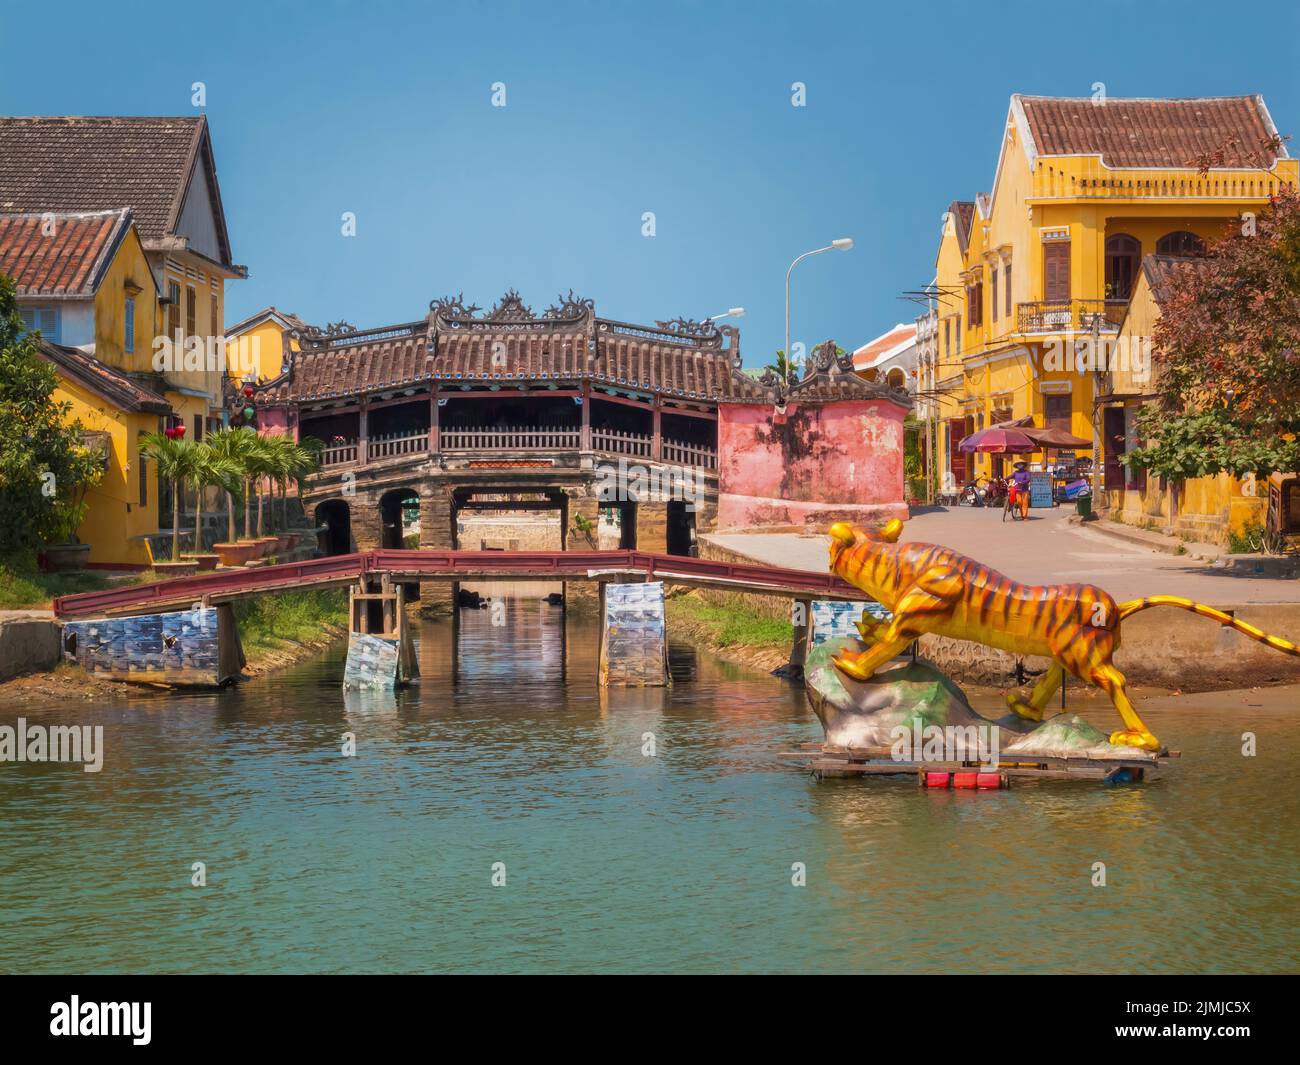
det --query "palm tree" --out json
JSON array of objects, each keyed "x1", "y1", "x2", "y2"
[
  {"x1": 241, "y1": 433, "x2": 278, "y2": 538},
  {"x1": 764, "y1": 348, "x2": 800, "y2": 385},
  {"x1": 263, "y1": 433, "x2": 299, "y2": 532},
  {"x1": 185, "y1": 442, "x2": 242, "y2": 555},
  {"x1": 139, "y1": 432, "x2": 202, "y2": 560},
  {"x1": 207, "y1": 427, "x2": 258, "y2": 544}
]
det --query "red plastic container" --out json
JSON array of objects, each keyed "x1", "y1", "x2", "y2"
[
  {"x1": 923, "y1": 772, "x2": 951, "y2": 789},
  {"x1": 952, "y1": 772, "x2": 980, "y2": 789}
]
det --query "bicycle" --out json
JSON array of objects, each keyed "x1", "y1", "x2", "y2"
[{"x1": 1002, "y1": 479, "x2": 1027, "y2": 522}]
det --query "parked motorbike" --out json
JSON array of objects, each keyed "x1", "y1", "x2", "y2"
[
  {"x1": 959, "y1": 476, "x2": 990, "y2": 507},
  {"x1": 983, "y1": 476, "x2": 1009, "y2": 509}
]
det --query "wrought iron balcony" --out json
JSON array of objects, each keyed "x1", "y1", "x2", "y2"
[{"x1": 1016, "y1": 299, "x2": 1126, "y2": 335}]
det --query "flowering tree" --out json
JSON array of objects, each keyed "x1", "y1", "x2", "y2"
[{"x1": 1126, "y1": 189, "x2": 1300, "y2": 480}]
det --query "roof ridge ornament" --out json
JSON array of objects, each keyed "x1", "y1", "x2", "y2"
[
  {"x1": 655, "y1": 316, "x2": 719, "y2": 341},
  {"x1": 487, "y1": 288, "x2": 534, "y2": 321},
  {"x1": 543, "y1": 290, "x2": 595, "y2": 321},
  {"x1": 429, "y1": 293, "x2": 482, "y2": 321}
]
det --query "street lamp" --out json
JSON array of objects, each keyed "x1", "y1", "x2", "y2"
[
  {"x1": 785, "y1": 239, "x2": 853, "y2": 370},
  {"x1": 703, "y1": 307, "x2": 745, "y2": 323}
]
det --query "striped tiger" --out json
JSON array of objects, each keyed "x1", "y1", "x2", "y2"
[{"x1": 827, "y1": 519, "x2": 1299, "y2": 752}]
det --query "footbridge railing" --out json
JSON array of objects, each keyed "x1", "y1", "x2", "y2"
[{"x1": 53, "y1": 550, "x2": 861, "y2": 618}]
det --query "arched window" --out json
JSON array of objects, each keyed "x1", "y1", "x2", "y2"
[
  {"x1": 886, "y1": 367, "x2": 906, "y2": 391},
  {"x1": 1156, "y1": 231, "x2": 1205, "y2": 257},
  {"x1": 1105, "y1": 234, "x2": 1141, "y2": 301}
]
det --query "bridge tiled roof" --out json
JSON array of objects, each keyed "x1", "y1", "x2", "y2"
[{"x1": 255, "y1": 292, "x2": 777, "y2": 405}]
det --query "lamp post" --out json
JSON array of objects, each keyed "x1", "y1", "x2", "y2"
[
  {"x1": 703, "y1": 307, "x2": 745, "y2": 323},
  {"x1": 785, "y1": 239, "x2": 853, "y2": 375}
]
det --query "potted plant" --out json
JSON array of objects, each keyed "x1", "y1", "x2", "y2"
[{"x1": 42, "y1": 499, "x2": 92, "y2": 571}]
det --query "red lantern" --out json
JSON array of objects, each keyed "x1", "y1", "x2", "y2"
[
  {"x1": 242, "y1": 385, "x2": 255, "y2": 397},
  {"x1": 174, "y1": 424, "x2": 186, "y2": 438}
]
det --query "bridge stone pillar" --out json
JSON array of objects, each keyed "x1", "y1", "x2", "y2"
[
  {"x1": 351, "y1": 485, "x2": 384, "y2": 553},
  {"x1": 564, "y1": 488, "x2": 601, "y2": 609},
  {"x1": 636, "y1": 499, "x2": 668, "y2": 553},
  {"x1": 419, "y1": 485, "x2": 455, "y2": 616}
]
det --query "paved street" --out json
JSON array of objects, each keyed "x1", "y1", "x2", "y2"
[{"x1": 708, "y1": 505, "x2": 1300, "y2": 605}]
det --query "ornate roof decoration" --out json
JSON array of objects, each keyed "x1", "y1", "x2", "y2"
[
  {"x1": 655, "y1": 316, "x2": 720, "y2": 341},
  {"x1": 429, "y1": 293, "x2": 481, "y2": 320},
  {"x1": 487, "y1": 288, "x2": 534, "y2": 321},
  {"x1": 544, "y1": 289, "x2": 596, "y2": 321},
  {"x1": 299, "y1": 319, "x2": 357, "y2": 339}
]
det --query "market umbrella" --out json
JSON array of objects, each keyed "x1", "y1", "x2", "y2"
[
  {"x1": 957, "y1": 426, "x2": 1037, "y2": 453},
  {"x1": 1017, "y1": 425, "x2": 1092, "y2": 449}
]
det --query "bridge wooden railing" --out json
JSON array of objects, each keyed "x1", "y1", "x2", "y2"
[
  {"x1": 591, "y1": 427, "x2": 652, "y2": 458},
  {"x1": 53, "y1": 549, "x2": 862, "y2": 618},
  {"x1": 366, "y1": 430, "x2": 429, "y2": 461},
  {"x1": 317, "y1": 426, "x2": 719, "y2": 470},
  {"x1": 441, "y1": 426, "x2": 582, "y2": 451}
]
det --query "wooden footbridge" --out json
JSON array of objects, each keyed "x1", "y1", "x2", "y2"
[{"x1": 53, "y1": 549, "x2": 861, "y2": 619}]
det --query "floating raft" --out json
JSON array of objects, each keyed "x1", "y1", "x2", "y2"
[{"x1": 779, "y1": 742, "x2": 1178, "y2": 786}]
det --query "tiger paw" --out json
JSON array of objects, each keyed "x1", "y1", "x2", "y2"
[
  {"x1": 854, "y1": 617, "x2": 882, "y2": 643},
  {"x1": 831, "y1": 652, "x2": 875, "y2": 682},
  {"x1": 1109, "y1": 729, "x2": 1161, "y2": 752},
  {"x1": 1005, "y1": 695, "x2": 1044, "y2": 722}
]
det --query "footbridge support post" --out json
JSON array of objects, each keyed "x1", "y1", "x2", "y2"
[
  {"x1": 599, "y1": 579, "x2": 669, "y2": 687},
  {"x1": 343, "y1": 576, "x2": 420, "y2": 690}
]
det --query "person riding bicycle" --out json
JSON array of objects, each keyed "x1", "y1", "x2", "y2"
[{"x1": 1009, "y1": 461, "x2": 1031, "y2": 519}]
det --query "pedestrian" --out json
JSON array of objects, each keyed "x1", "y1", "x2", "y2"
[{"x1": 1010, "y1": 461, "x2": 1031, "y2": 519}]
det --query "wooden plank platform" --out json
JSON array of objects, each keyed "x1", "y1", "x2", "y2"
[{"x1": 783, "y1": 742, "x2": 1176, "y2": 786}]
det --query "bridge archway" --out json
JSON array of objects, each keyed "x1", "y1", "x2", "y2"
[
  {"x1": 379, "y1": 487, "x2": 420, "y2": 549},
  {"x1": 315, "y1": 500, "x2": 353, "y2": 555}
]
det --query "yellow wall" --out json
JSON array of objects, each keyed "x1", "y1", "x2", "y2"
[
  {"x1": 930, "y1": 100, "x2": 1299, "y2": 500},
  {"x1": 54, "y1": 374, "x2": 160, "y2": 566},
  {"x1": 91, "y1": 226, "x2": 156, "y2": 374},
  {"x1": 226, "y1": 318, "x2": 291, "y2": 384}
]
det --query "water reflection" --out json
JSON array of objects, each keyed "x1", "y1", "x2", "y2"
[{"x1": 0, "y1": 598, "x2": 1296, "y2": 974}]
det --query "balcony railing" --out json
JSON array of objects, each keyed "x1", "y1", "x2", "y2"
[
  {"x1": 1016, "y1": 299, "x2": 1126, "y2": 334},
  {"x1": 316, "y1": 425, "x2": 718, "y2": 471}
]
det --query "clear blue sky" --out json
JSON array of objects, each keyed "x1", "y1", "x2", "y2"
[{"x1": 3, "y1": 0, "x2": 1297, "y2": 365}]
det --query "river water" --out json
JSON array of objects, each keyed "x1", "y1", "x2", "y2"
[{"x1": 2, "y1": 600, "x2": 1297, "y2": 974}]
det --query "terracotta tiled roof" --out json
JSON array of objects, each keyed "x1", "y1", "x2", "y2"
[
  {"x1": 38, "y1": 340, "x2": 171, "y2": 415},
  {"x1": 0, "y1": 115, "x2": 235, "y2": 265},
  {"x1": 1018, "y1": 95, "x2": 1285, "y2": 169},
  {"x1": 255, "y1": 296, "x2": 772, "y2": 405},
  {"x1": 949, "y1": 201, "x2": 975, "y2": 253},
  {"x1": 0, "y1": 209, "x2": 131, "y2": 296},
  {"x1": 852, "y1": 323, "x2": 917, "y2": 371}
]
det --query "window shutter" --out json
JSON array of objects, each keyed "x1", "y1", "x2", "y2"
[{"x1": 1044, "y1": 242, "x2": 1071, "y2": 302}]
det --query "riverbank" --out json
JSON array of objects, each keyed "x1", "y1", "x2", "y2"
[
  {"x1": 665, "y1": 591, "x2": 793, "y2": 674},
  {"x1": 0, "y1": 588, "x2": 349, "y2": 698}
]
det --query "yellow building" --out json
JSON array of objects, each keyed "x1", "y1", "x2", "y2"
[
  {"x1": 223, "y1": 306, "x2": 310, "y2": 388},
  {"x1": 928, "y1": 94, "x2": 1297, "y2": 515},
  {"x1": 0, "y1": 209, "x2": 170, "y2": 566},
  {"x1": 1102, "y1": 255, "x2": 1266, "y2": 543},
  {"x1": 0, "y1": 114, "x2": 249, "y2": 564},
  {"x1": 0, "y1": 115, "x2": 247, "y2": 438}
]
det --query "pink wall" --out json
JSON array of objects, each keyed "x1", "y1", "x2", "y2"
[{"x1": 717, "y1": 399, "x2": 908, "y2": 530}]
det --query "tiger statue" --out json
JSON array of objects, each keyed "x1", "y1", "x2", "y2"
[{"x1": 826, "y1": 519, "x2": 1300, "y2": 752}]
